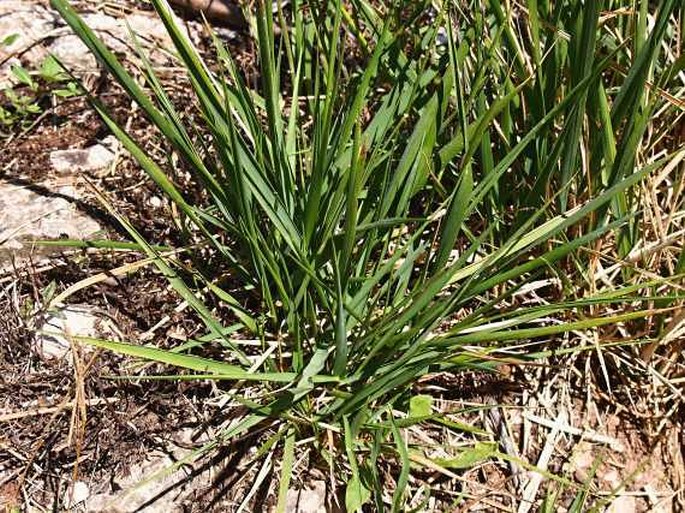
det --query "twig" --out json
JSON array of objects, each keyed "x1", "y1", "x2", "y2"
[
  {"x1": 522, "y1": 412, "x2": 622, "y2": 450},
  {"x1": 0, "y1": 397, "x2": 119, "y2": 422}
]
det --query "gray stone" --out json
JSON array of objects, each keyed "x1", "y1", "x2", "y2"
[
  {"x1": 50, "y1": 141, "x2": 117, "y2": 173},
  {"x1": 1, "y1": 1, "x2": 192, "y2": 87},
  {"x1": 126, "y1": 13, "x2": 179, "y2": 47},
  {"x1": 36, "y1": 305, "x2": 117, "y2": 360},
  {"x1": 85, "y1": 430, "x2": 222, "y2": 512},
  {"x1": 285, "y1": 481, "x2": 327, "y2": 513},
  {"x1": 605, "y1": 495, "x2": 636, "y2": 513},
  {"x1": 47, "y1": 34, "x2": 98, "y2": 72},
  {"x1": 0, "y1": 181, "x2": 101, "y2": 263},
  {"x1": 63, "y1": 481, "x2": 90, "y2": 510},
  {"x1": 0, "y1": 4, "x2": 58, "y2": 55},
  {"x1": 87, "y1": 453, "x2": 187, "y2": 513},
  {"x1": 148, "y1": 196, "x2": 163, "y2": 208},
  {"x1": 0, "y1": 4, "x2": 59, "y2": 86}
]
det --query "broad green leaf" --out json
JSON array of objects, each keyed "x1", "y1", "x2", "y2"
[
  {"x1": 40, "y1": 55, "x2": 68, "y2": 81},
  {"x1": 435, "y1": 442, "x2": 497, "y2": 469},
  {"x1": 10, "y1": 65, "x2": 35, "y2": 89},
  {"x1": 1, "y1": 33, "x2": 19, "y2": 46},
  {"x1": 345, "y1": 475, "x2": 370, "y2": 513},
  {"x1": 409, "y1": 394, "x2": 433, "y2": 419}
]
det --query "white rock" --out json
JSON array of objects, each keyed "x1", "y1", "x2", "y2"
[
  {"x1": 126, "y1": 13, "x2": 177, "y2": 46},
  {"x1": 0, "y1": 3, "x2": 59, "y2": 87},
  {"x1": 87, "y1": 453, "x2": 185, "y2": 513},
  {"x1": 0, "y1": 182, "x2": 101, "y2": 260},
  {"x1": 50, "y1": 143, "x2": 116, "y2": 173},
  {"x1": 48, "y1": 34, "x2": 98, "y2": 71},
  {"x1": 63, "y1": 481, "x2": 90, "y2": 509},
  {"x1": 101, "y1": 135, "x2": 120, "y2": 152},
  {"x1": 1, "y1": 2, "x2": 185, "y2": 87},
  {"x1": 36, "y1": 305, "x2": 116, "y2": 360},
  {"x1": 285, "y1": 480, "x2": 327, "y2": 513},
  {"x1": 605, "y1": 495, "x2": 636, "y2": 513},
  {"x1": 0, "y1": 5, "x2": 58, "y2": 56}
]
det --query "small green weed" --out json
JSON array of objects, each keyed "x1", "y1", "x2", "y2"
[{"x1": 0, "y1": 48, "x2": 82, "y2": 131}]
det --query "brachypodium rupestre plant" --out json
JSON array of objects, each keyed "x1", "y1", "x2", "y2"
[{"x1": 48, "y1": 0, "x2": 683, "y2": 509}]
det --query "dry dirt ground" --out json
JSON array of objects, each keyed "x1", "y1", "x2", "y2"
[{"x1": 0, "y1": 1, "x2": 683, "y2": 512}]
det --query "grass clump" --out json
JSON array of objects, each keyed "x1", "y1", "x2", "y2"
[{"x1": 49, "y1": 0, "x2": 684, "y2": 509}]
